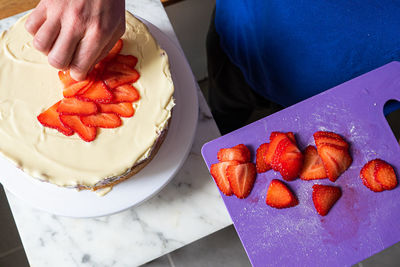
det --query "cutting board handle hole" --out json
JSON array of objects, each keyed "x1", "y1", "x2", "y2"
[{"x1": 384, "y1": 100, "x2": 400, "y2": 142}]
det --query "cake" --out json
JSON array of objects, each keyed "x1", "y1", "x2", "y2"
[{"x1": 0, "y1": 11, "x2": 175, "y2": 195}]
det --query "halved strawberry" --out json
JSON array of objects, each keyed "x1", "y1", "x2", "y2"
[
  {"x1": 103, "y1": 69, "x2": 140, "y2": 89},
  {"x1": 37, "y1": 102, "x2": 74, "y2": 136},
  {"x1": 266, "y1": 179, "x2": 298, "y2": 209},
  {"x1": 226, "y1": 162, "x2": 256, "y2": 199},
  {"x1": 98, "y1": 102, "x2": 135, "y2": 117},
  {"x1": 300, "y1": 146, "x2": 327, "y2": 180},
  {"x1": 312, "y1": 184, "x2": 342, "y2": 216},
  {"x1": 265, "y1": 132, "x2": 287, "y2": 166},
  {"x1": 375, "y1": 159, "x2": 397, "y2": 190},
  {"x1": 102, "y1": 39, "x2": 123, "y2": 62},
  {"x1": 210, "y1": 161, "x2": 240, "y2": 196},
  {"x1": 360, "y1": 159, "x2": 384, "y2": 192},
  {"x1": 115, "y1": 54, "x2": 138, "y2": 68},
  {"x1": 256, "y1": 143, "x2": 271, "y2": 173},
  {"x1": 59, "y1": 115, "x2": 97, "y2": 142},
  {"x1": 76, "y1": 81, "x2": 113, "y2": 103},
  {"x1": 317, "y1": 143, "x2": 352, "y2": 182},
  {"x1": 81, "y1": 113, "x2": 122, "y2": 128},
  {"x1": 112, "y1": 84, "x2": 140, "y2": 103},
  {"x1": 314, "y1": 131, "x2": 349, "y2": 149},
  {"x1": 217, "y1": 144, "x2": 251, "y2": 163},
  {"x1": 57, "y1": 97, "x2": 98, "y2": 115}
]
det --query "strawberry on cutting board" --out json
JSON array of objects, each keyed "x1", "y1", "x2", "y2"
[
  {"x1": 300, "y1": 145, "x2": 327, "y2": 180},
  {"x1": 256, "y1": 143, "x2": 271, "y2": 173},
  {"x1": 227, "y1": 162, "x2": 256, "y2": 199},
  {"x1": 217, "y1": 144, "x2": 251, "y2": 163},
  {"x1": 314, "y1": 131, "x2": 352, "y2": 182},
  {"x1": 266, "y1": 179, "x2": 298, "y2": 209},
  {"x1": 360, "y1": 159, "x2": 397, "y2": 192},
  {"x1": 312, "y1": 184, "x2": 342, "y2": 216},
  {"x1": 210, "y1": 161, "x2": 240, "y2": 196}
]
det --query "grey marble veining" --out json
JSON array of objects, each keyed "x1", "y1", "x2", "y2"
[{"x1": 1, "y1": 1, "x2": 232, "y2": 266}]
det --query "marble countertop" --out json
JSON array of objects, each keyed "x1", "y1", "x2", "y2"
[{"x1": 0, "y1": 0, "x2": 232, "y2": 266}]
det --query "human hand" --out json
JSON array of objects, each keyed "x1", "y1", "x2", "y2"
[{"x1": 25, "y1": 0, "x2": 126, "y2": 81}]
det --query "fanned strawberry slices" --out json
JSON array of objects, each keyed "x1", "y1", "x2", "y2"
[
  {"x1": 360, "y1": 159, "x2": 397, "y2": 192},
  {"x1": 37, "y1": 39, "x2": 141, "y2": 142}
]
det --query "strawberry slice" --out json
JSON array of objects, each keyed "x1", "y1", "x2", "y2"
[
  {"x1": 57, "y1": 97, "x2": 98, "y2": 115},
  {"x1": 58, "y1": 70, "x2": 76, "y2": 87},
  {"x1": 59, "y1": 115, "x2": 97, "y2": 142},
  {"x1": 99, "y1": 102, "x2": 135, "y2": 117},
  {"x1": 256, "y1": 143, "x2": 271, "y2": 173},
  {"x1": 37, "y1": 101, "x2": 74, "y2": 136},
  {"x1": 312, "y1": 184, "x2": 342, "y2": 216},
  {"x1": 115, "y1": 54, "x2": 138, "y2": 68},
  {"x1": 266, "y1": 179, "x2": 298, "y2": 209},
  {"x1": 217, "y1": 144, "x2": 251, "y2": 163},
  {"x1": 360, "y1": 159, "x2": 384, "y2": 192},
  {"x1": 265, "y1": 132, "x2": 287, "y2": 167},
  {"x1": 314, "y1": 131, "x2": 349, "y2": 150},
  {"x1": 81, "y1": 113, "x2": 122, "y2": 128},
  {"x1": 102, "y1": 39, "x2": 123, "y2": 62},
  {"x1": 103, "y1": 69, "x2": 140, "y2": 89},
  {"x1": 374, "y1": 159, "x2": 397, "y2": 190},
  {"x1": 300, "y1": 146, "x2": 327, "y2": 180},
  {"x1": 77, "y1": 81, "x2": 113, "y2": 103},
  {"x1": 317, "y1": 143, "x2": 352, "y2": 182},
  {"x1": 59, "y1": 70, "x2": 96, "y2": 97},
  {"x1": 210, "y1": 161, "x2": 240, "y2": 196},
  {"x1": 226, "y1": 162, "x2": 256, "y2": 198},
  {"x1": 112, "y1": 84, "x2": 140, "y2": 103}
]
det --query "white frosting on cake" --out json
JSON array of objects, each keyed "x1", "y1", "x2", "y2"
[{"x1": 0, "y1": 12, "x2": 174, "y2": 188}]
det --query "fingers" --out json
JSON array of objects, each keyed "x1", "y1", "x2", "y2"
[
  {"x1": 32, "y1": 18, "x2": 61, "y2": 54},
  {"x1": 47, "y1": 23, "x2": 83, "y2": 70},
  {"x1": 25, "y1": 4, "x2": 46, "y2": 36}
]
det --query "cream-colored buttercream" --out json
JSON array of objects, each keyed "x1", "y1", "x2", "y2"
[{"x1": 0, "y1": 12, "x2": 174, "y2": 188}]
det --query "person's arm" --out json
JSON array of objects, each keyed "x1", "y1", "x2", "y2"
[{"x1": 25, "y1": 0, "x2": 125, "y2": 81}]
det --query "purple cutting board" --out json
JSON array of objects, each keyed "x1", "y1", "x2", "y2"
[{"x1": 201, "y1": 62, "x2": 400, "y2": 267}]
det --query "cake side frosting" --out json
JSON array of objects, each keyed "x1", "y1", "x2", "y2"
[{"x1": 0, "y1": 12, "x2": 175, "y2": 187}]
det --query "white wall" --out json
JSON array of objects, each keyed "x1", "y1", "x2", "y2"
[{"x1": 165, "y1": 0, "x2": 215, "y2": 81}]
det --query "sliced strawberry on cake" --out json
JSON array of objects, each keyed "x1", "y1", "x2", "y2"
[
  {"x1": 360, "y1": 159, "x2": 397, "y2": 192},
  {"x1": 99, "y1": 102, "x2": 135, "y2": 117},
  {"x1": 76, "y1": 81, "x2": 113, "y2": 103},
  {"x1": 314, "y1": 131, "x2": 352, "y2": 182},
  {"x1": 59, "y1": 115, "x2": 97, "y2": 142},
  {"x1": 102, "y1": 39, "x2": 123, "y2": 63},
  {"x1": 59, "y1": 70, "x2": 95, "y2": 97},
  {"x1": 226, "y1": 162, "x2": 256, "y2": 198},
  {"x1": 256, "y1": 143, "x2": 271, "y2": 173},
  {"x1": 37, "y1": 101, "x2": 74, "y2": 136},
  {"x1": 112, "y1": 84, "x2": 140, "y2": 103},
  {"x1": 57, "y1": 97, "x2": 98, "y2": 115},
  {"x1": 103, "y1": 60, "x2": 140, "y2": 89},
  {"x1": 210, "y1": 161, "x2": 240, "y2": 196},
  {"x1": 217, "y1": 144, "x2": 251, "y2": 163},
  {"x1": 299, "y1": 145, "x2": 327, "y2": 180},
  {"x1": 266, "y1": 179, "x2": 298, "y2": 209},
  {"x1": 81, "y1": 113, "x2": 122, "y2": 128},
  {"x1": 312, "y1": 184, "x2": 342, "y2": 216},
  {"x1": 115, "y1": 54, "x2": 138, "y2": 68}
]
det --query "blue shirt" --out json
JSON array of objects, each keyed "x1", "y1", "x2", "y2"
[{"x1": 215, "y1": 0, "x2": 400, "y2": 112}]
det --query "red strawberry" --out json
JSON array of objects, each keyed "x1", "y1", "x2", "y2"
[
  {"x1": 81, "y1": 113, "x2": 122, "y2": 128},
  {"x1": 256, "y1": 143, "x2": 271, "y2": 173},
  {"x1": 58, "y1": 70, "x2": 76, "y2": 87},
  {"x1": 99, "y1": 102, "x2": 135, "y2": 117},
  {"x1": 299, "y1": 146, "x2": 327, "y2": 180},
  {"x1": 360, "y1": 159, "x2": 397, "y2": 192},
  {"x1": 37, "y1": 101, "x2": 74, "y2": 136},
  {"x1": 265, "y1": 132, "x2": 287, "y2": 166},
  {"x1": 77, "y1": 81, "x2": 113, "y2": 103},
  {"x1": 57, "y1": 97, "x2": 98, "y2": 115},
  {"x1": 112, "y1": 84, "x2": 140, "y2": 103},
  {"x1": 59, "y1": 70, "x2": 96, "y2": 97},
  {"x1": 226, "y1": 162, "x2": 256, "y2": 198},
  {"x1": 312, "y1": 184, "x2": 342, "y2": 216},
  {"x1": 210, "y1": 161, "x2": 240, "y2": 196},
  {"x1": 266, "y1": 179, "x2": 298, "y2": 209},
  {"x1": 317, "y1": 143, "x2": 352, "y2": 182},
  {"x1": 314, "y1": 131, "x2": 349, "y2": 150},
  {"x1": 374, "y1": 159, "x2": 397, "y2": 190},
  {"x1": 102, "y1": 39, "x2": 123, "y2": 62},
  {"x1": 103, "y1": 69, "x2": 140, "y2": 89},
  {"x1": 217, "y1": 144, "x2": 251, "y2": 163},
  {"x1": 59, "y1": 115, "x2": 97, "y2": 142},
  {"x1": 115, "y1": 54, "x2": 138, "y2": 68}
]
